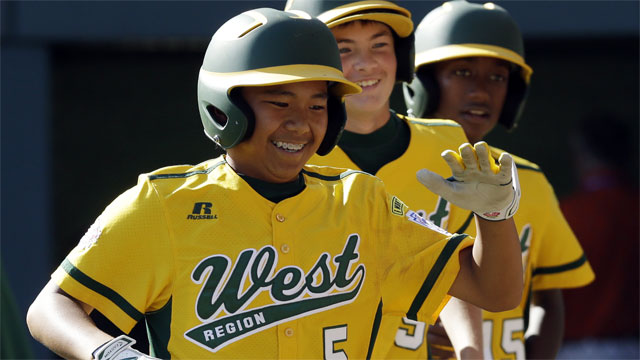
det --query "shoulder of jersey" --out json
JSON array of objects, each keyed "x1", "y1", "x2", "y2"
[
  {"x1": 302, "y1": 163, "x2": 380, "y2": 183},
  {"x1": 143, "y1": 158, "x2": 225, "y2": 182},
  {"x1": 489, "y1": 146, "x2": 542, "y2": 173},
  {"x1": 396, "y1": 113, "x2": 462, "y2": 128}
]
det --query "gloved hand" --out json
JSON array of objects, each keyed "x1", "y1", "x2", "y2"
[
  {"x1": 417, "y1": 141, "x2": 520, "y2": 221},
  {"x1": 92, "y1": 335, "x2": 158, "y2": 360}
]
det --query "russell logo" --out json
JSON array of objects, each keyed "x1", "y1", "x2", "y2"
[{"x1": 187, "y1": 202, "x2": 218, "y2": 220}]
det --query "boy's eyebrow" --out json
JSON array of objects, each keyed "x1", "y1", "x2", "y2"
[
  {"x1": 370, "y1": 30, "x2": 392, "y2": 40},
  {"x1": 264, "y1": 89, "x2": 295, "y2": 96}
]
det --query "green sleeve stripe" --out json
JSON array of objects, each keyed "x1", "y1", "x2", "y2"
[
  {"x1": 301, "y1": 168, "x2": 367, "y2": 181},
  {"x1": 407, "y1": 119, "x2": 460, "y2": 127},
  {"x1": 453, "y1": 212, "x2": 474, "y2": 234},
  {"x1": 148, "y1": 160, "x2": 225, "y2": 180},
  {"x1": 366, "y1": 299, "x2": 383, "y2": 360},
  {"x1": 406, "y1": 234, "x2": 468, "y2": 320},
  {"x1": 61, "y1": 259, "x2": 143, "y2": 321},
  {"x1": 532, "y1": 254, "x2": 588, "y2": 276}
]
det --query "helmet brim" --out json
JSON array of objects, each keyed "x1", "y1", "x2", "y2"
[
  {"x1": 200, "y1": 64, "x2": 362, "y2": 100},
  {"x1": 316, "y1": 1, "x2": 413, "y2": 37},
  {"x1": 415, "y1": 43, "x2": 533, "y2": 83},
  {"x1": 324, "y1": 12, "x2": 413, "y2": 38}
]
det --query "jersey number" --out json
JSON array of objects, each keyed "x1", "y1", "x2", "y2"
[
  {"x1": 324, "y1": 325, "x2": 348, "y2": 360},
  {"x1": 483, "y1": 318, "x2": 525, "y2": 360},
  {"x1": 394, "y1": 317, "x2": 426, "y2": 350}
]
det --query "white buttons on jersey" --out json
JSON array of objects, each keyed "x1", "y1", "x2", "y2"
[
  {"x1": 284, "y1": 328, "x2": 294, "y2": 337},
  {"x1": 276, "y1": 213, "x2": 285, "y2": 222},
  {"x1": 280, "y1": 244, "x2": 290, "y2": 254}
]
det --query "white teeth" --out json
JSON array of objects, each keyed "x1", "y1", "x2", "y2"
[
  {"x1": 469, "y1": 109, "x2": 486, "y2": 115},
  {"x1": 356, "y1": 79, "x2": 379, "y2": 87},
  {"x1": 273, "y1": 141, "x2": 305, "y2": 152}
]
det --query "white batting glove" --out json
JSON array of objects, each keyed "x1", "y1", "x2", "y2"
[
  {"x1": 92, "y1": 335, "x2": 158, "y2": 360},
  {"x1": 417, "y1": 141, "x2": 520, "y2": 221}
]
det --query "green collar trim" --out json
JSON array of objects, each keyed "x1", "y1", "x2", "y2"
[{"x1": 301, "y1": 168, "x2": 367, "y2": 181}]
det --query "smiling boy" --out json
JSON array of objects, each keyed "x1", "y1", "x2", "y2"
[
  {"x1": 284, "y1": 1, "x2": 486, "y2": 358},
  {"x1": 27, "y1": 7, "x2": 522, "y2": 360}
]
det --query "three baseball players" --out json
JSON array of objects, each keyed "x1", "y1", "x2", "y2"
[{"x1": 27, "y1": 7, "x2": 524, "y2": 359}]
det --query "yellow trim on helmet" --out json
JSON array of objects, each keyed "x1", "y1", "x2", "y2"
[
  {"x1": 200, "y1": 64, "x2": 362, "y2": 100},
  {"x1": 415, "y1": 44, "x2": 533, "y2": 83},
  {"x1": 317, "y1": 0, "x2": 413, "y2": 37}
]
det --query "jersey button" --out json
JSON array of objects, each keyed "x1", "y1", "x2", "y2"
[
  {"x1": 284, "y1": 327, "x2": 294, "y2": 337},
  {"x1": 276, "y1": 213, "x2": 285, "y2": 222},
  {"x1": 280, "y1": 244, "x2": 290, "y2": 254}
]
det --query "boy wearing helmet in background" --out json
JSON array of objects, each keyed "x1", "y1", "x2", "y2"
[
  {"x1": 284, "y1": 0, "x2": 486, "y2": 358},
  {"x1": 26, "y1": 7, "x2": 524, "y2": 360},
  {"x1": 404, "y1": 1, "x2": 595, "y2": 359}
]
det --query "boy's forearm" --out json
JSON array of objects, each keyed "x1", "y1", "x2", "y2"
[
  {"x1": 525, "y1": 289, "x2": 565, "y2": 359},
  {"x1": 439, "y1": 297, "x2": 483, "y2": 359},
  {"x1": 471, "y1": 216, "x2": 523, "y2": 311},
  {"x1": 27, "y1": 281, "x2": 112, "y2": 360}
]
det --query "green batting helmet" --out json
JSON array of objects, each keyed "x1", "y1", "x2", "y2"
[
  {"x1": 403, "y1": 0, "x2": 533, "y2": 130},
  {"x1": 198, "y1": 8, "x2": 361, "y2": 155},
  {"x1": 284, "y1": 0, "x2": 416, "y2": 83}
]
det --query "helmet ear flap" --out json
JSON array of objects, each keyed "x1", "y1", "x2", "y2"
[
  {"x1": 499, "y1": 70, "x2": 528, "y2": 130},
  {"x1": 317, "y1": 95, "x2": 346, "y2": 156},
  {"x1": 229, "y1": 88, "x2": 256, "y2": 141},
  {"x1": 404, "y1": 66, "x2": 440, "y2": 118}
]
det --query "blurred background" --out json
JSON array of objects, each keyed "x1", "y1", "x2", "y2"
[{"x1": 1, "y1": 1, "x2": 638, "y2": 358}]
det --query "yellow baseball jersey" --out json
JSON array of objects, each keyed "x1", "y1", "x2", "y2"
[
  {"x1": 310, "y1": 116, "x2": 472, "y2": 359},
  {"x1": 459, "y1": 147, "x2": 595, "y2": 360},
  {"x1": 52, "y1": 156, "x2": 473, "y2": 359}
]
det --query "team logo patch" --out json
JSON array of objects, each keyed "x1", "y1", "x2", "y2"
[
  {"x1": 391, "y1": 196, "x2": 406, "y2": 216},
  {"x1": 185, "y1": 234, "x2": 366, "y2": 352},
  {"x1": 406, "y1": 210, "x2": 451, "y2": 236},
  {"x1": 187, "y1": 202, "x2": 218, "y2": 220},
  {"x1": 78, "y1": 215, "x2": 103, "y2": 250}
]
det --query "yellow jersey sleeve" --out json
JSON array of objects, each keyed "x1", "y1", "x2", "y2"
[
  {"x1": 372, "y1": 191, "x2": 472, "y2": 325},
  {"x1": 526, "y1": 173, "x2": 595, "y2": 290},
  {"x1": 52, "y1": 174, "x2": 174, "y2": 333}
]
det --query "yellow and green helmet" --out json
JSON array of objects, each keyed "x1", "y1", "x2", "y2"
[
  {"x1": 404, "y1": 0, "x2": 533, "y2": 130},
  {"x1": 284, "y1": 0, "x2": 416, "y2": 83},
  {"x1": 198, "y1": 8, "x2": 361, "y2": 155}
]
